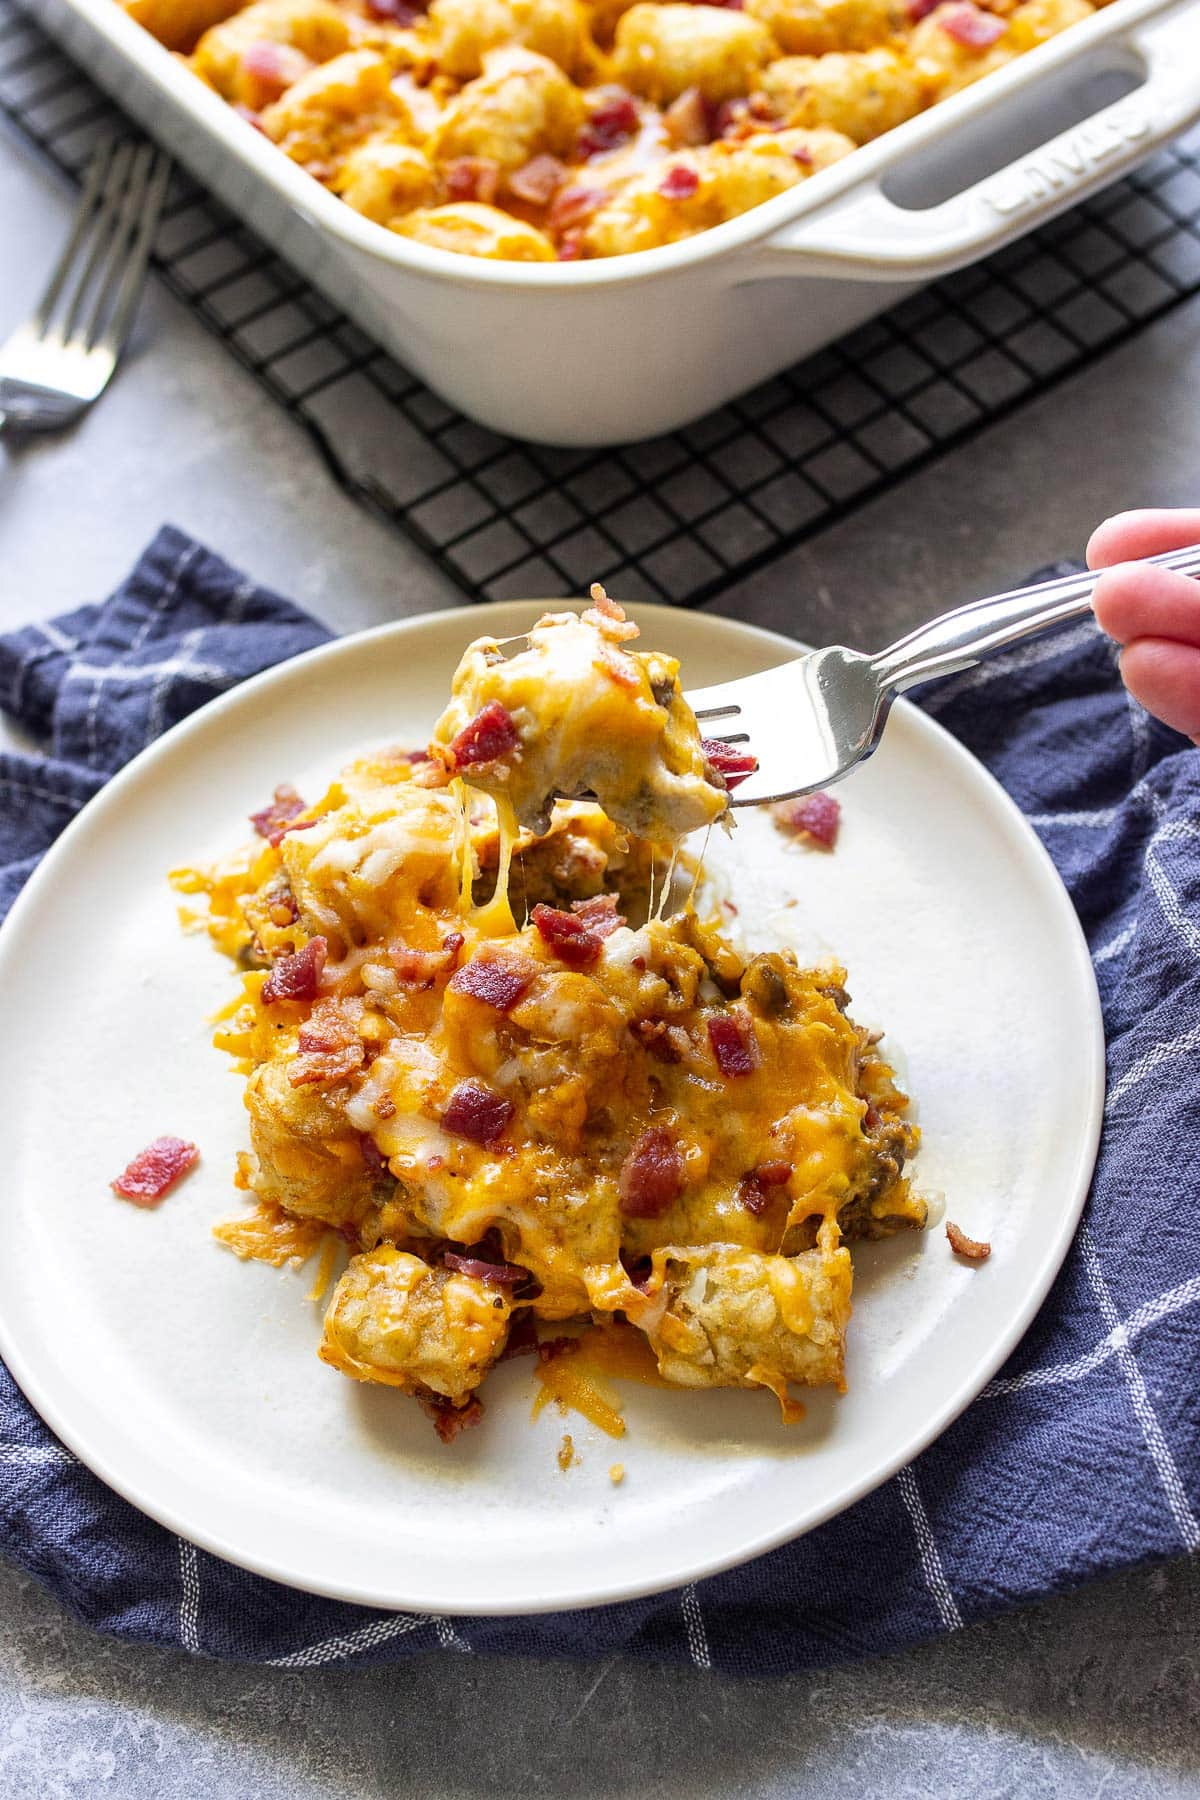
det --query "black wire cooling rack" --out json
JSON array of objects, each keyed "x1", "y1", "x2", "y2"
[{"x1": 3, "y1": 1, "x2": 1200, "y2": 607}]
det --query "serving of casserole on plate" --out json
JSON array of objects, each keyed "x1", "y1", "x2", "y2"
[{"x1": 0, "y1": 602, "x2": 1104, "y2": 1612}]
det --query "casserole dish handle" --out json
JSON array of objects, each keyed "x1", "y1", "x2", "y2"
[{"x1": 756, "y1": 0, "x2": 1200, "y2": 281}]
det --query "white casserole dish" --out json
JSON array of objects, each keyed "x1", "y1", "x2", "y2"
[{"x1": 24, "y1": 0, "x2": 1200, "y2": 444}]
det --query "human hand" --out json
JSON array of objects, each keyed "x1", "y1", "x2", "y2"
[{"x1": 1089, "y1": 509, "x2": 1200, "y2": 742}]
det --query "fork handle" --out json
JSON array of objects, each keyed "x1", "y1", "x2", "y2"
[{"x1": 869, "y1": 546, "x2": 1200, "y2": 693}]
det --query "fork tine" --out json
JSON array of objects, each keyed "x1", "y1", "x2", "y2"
[
  {"x1": 92, "y1": 147, "x2": 172, "y2": 361},
  {"x1": 54, "y1": 141, "x2": 136, "y2": 345},
  {"x1": 30, "y1": 139, "x2": 114, "y2": 333},
  {"x1": 77, "y1": 142, "x2": 157, "y2": 353}
]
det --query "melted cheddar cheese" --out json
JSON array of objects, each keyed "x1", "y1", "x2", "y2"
[{"x1": 178, "y1": 603, "x2": 923, "y2": 1436}]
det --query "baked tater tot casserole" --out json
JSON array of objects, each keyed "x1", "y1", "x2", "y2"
[
  {"x1": 120, "y1": 0, "x2": 1105, "y2": 261},
  {"x1": 175, "y1": 595, "x2": 924, "y2": 1442}
]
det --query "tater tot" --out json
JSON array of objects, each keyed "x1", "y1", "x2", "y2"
[
  {"x1": 119, "y1": 0, "x2": 244, "y2": 53},
  {"x1": 613, "y1": 4, "x2": 775, "y2": 105},
  {"x1": 762, "y1": 50, "x2": 927, "y2": 143},
  {"x1": 746, "y1": 0, "x2": 901, "y2": 55},
  {"x1": 320, "y1": 1246, "x2": 513, "y2": 1400},
  {"x1": 192, "y1": 0, "x2": 354, "y2": 106},
  {"x1": 335, "y1": 137, "x2": 438, "y2": 223},
  {"x1": 431, "y1": 46, "x2": 585, "y2": 171},
  {"x1": 392, "y1": 201, "x2": 559, "y2": 257},
  {"x1": 583, "y1": 125, "x2": 853, "y2": 256},
  {"x1": 428, "y1": 0, "x2": 588, "y2": 78},
  {"x1": 261, "y1": 50, "x2": 410, "y2": 175}
]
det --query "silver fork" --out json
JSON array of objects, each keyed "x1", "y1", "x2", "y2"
[
  {"x1": 0, "y1": 138, "x2": 172, "y2": 437},
  {"x1": 689, "y1": 545, "x2": 1200, "y2": 807}
]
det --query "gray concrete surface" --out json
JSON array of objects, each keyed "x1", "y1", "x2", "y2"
[{"x1": 2, "y1": 120, "x2": 1199, "y2": 1799}]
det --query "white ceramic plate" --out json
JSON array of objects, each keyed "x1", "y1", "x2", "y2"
[{"x1": 0, "y1": 603, "x2": 1104, "y2": 1615}]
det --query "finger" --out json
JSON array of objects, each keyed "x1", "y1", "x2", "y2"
[
  {"x1": 1119, "y1": 638, "x2": 1200, "y2": 742},
  {"x1": 1092, "y1": 563, "x2": 1200, "y2": 647},
  {"x1": 1087, "y1": 508, "x2": 1200, "y2": 570}
]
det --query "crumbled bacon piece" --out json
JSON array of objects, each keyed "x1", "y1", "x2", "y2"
[
  {"x1": 289, "y1": 1042, "x2": 363, "y2": 1088},
  {"x1": 445, "y1": 157, "x2": 500, "y2": 204},
  {"x1": 557, "y1": 234, "x2": 584, "y2": 261},
  {"x1": 632, "y1": 1017, "x2": 681, "y2": 1063},
  {"x1": 508, "y1": 154, "x2": 564, "y2": 205},
  {"x1": 366, "y1": 0, "x2": 427, "y2": 18},
  {"x1": 249, "y1": 784, "x2": 307, "y2": 847},
  {"x1": 420, "y1": 1392, "x2": 484, "y2": 1443},
  {"x1": 906, "y1": 0, "x2": 939, "y2": 17},
  {"x1": 946, "y1": 1221, "x2": 992, "y2": 1261},
  {"x1": 448, "y1": 955, "x2": 537, "y2": 1010},
  {"x1": 596, "y1": 642, "x2": 640, "y2": 689},
  {"x1": 532, "y1": 904, "x2": 603, "y2": 969},
  {"x1": 583, "y1": 582, "x2": 640, "y2": 643},
  {"x1": 112, "y1": 1136, "x2": 198, "y2": 1206},
  {"x1": 702, "y1": 738, "x2": 758, "y2": 790},
  {"x1": 443, "y1": 1251, "x2": 528, "y2": 1286},
  {"x1": 792, "y1": 144, "x2": 813, "y2": 167},
  {"x1": 619, "y1": 1126, "x2": 686, "y2": 1218},
  {"x1": 663, "y1": 87, "x2": 710, "y2": 147},
  {"x1": 571, "y1": 894, "x2": 626, "y2": 938},
  {"x1": 537, "y1": 1335, "x2": 580, "y2": 1363},
  {"x1": 939, "y1": 3, "x2": 1007, "y2": 44},
  {"x1": 392, "y1": 930, "x2": 463, "y2": 987},
  {"x1": 737, "y1": 1160, "x2": 792, "y2": 1216},
  {"x1": 707, "y1": 1012, "x2": 758, "y2": 1078},
  {"x1": 242, "y1": 40, "x2": 310, "y2": 104},
  {"x1": 261, "y1": 937, "x2": 327, "y2": 1005},
  {"x1": 548, "y1": 185, "x2": 605, "y2": 235},
  {"x1": 447, "y1": 700, "x2": 520, "y2": 770},
  {"x1": 442, "y1": 1080, "x2": 515, "y2": 1147},
  {"x1": 773, "y1": 791, "x2": 841, "y2": 849},
  {"x1": 659, "y1": 164, "x2": 700, "y2": 201},
  {"x1": 578, "y1": 92, "x2": 639, "y2": 158}
]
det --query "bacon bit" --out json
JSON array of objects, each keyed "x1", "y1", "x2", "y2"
[
  {"x1": 663, "y1": 86, "x2": 710, "y2": 148},
  {"x1": 499, "y1": 1309, "x2": 539, "y2": 1359},
  {"x1": 578, "y1": 92, "x2": 639, "y2": 159},
  {"x1": 367, "y1": 0, "x2": 427, "y2": 18},
  {"x1": 619, "y1": 1125, "x2": 686, "y2": 1218},
  {"x1": 373, "y1": 1094, "x2": 397, "y2": 1120},
  {"x1": 737, "y1": 1159, "x2": 792, "y2": 1216},
  {"x1": 595, "y1": 641, "x2": 640, "y2": 689},
  {"x1": 583, "y1": 582, "x2": 640, "y2": 642},
  {"x1": 508, "y1": 153, "x2": 564, "y2": 206},
  {"x1": 448, "y1": 955, "x2": 537, "y2": 1010},
  {"x1": 233, "y1": 103, "x2": 266, "y2": 132},
  {"x1": 792, "y1": 144, "x2": 814, "y2": 167},
  {"x1": 289, "y1": 1043, "x2": 363, "y2": 1088},
  {"x1": 702, "y1": 738, "x2": 758, "y2": 790},
  {"x1": 250, "y1": 784, "x2": 307, "y2": 847},
  {"x1": 659, "y1": 164, "x2": 700, "y2": 201},
  {"x1": 632, "y1": 1017, "x2": 681, "y2": 1063},
  {"x1": 392, "y1": 932, "x2": 462, "y2": 987},
  {"x1": 708, "y1": 1012, "x2": 758, "y2": 1078},
  {"x1": 447, "y1": 700, "x2": 520, "y2": 771},
  {"x1": 359, "y1": 1134, "x2": 390, "y2": 1177},
  {"x1": 111, "y1": 1136, "x2": 198, "y2": 1206},
  {"x1": 532, "y1": 904, "x2": 603, "y2": 969},
  {"x1": 557, "y1": 233, "x2": 584, "y2": 261},
  {"x1": 442, "y1": 1080, "x2": 514, "y2": 1147},
  {"x1": 537, "y1": 1335, "x2": 580, "y2": 1363},
  {"x1": 548, "y1": 185, "x2": 605, "y2": 235},
  {"x1": 939, "y1": 3, "x2": 1007, "y2": 44},
  {"x1": 773, "y1": 791, "x2": 841, "y2": 849},
  {"x1": 443, "y1": 1251, "x2": 528, "y2": 1286},
  {"x1": 571, "y1": 894, "x2": 626, "y2": 938},
  {"x1": 444, "y1": 156, "x2": 500, "y2": 204},
  {"x1": 946, "y1": 1221, "x2": 992, "y2": 1262},
  {"x1": 906, "y1": 0, "x2": 940, "y2": 17},
  {"x1": 242, "y1": 40, "x2": 310, "y2": 104},
  {"x1": 419, "y1": 1392, "x2": 484, "y2": 1443},
  {"x1": 261, "y1": 937, "x2": 327, "y2": 1005}
]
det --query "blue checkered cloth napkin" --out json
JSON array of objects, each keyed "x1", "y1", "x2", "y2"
[{"x1": 1, "y1": 524, "x2": 1197, "y2": 1673}]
